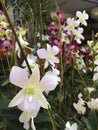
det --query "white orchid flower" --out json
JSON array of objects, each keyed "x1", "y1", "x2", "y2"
[
  {"x1": 73, "y1": 100, "x2": 86, "y2": 115},
  {"x1": 64, "y1": 122, "x2": 77, "y2": 130},
  {"x1": 22, "y1": 54, "x2": 38, "y2": 71},
  {"x1": 76, "y1": 10, "x2": 89, "y2": 26},
  {"x1": 16, "y1": 34, "x2": 29, "y2": 58},
  {"x1": 74, "y1": 27, "x2": 84, "y2": 44},
  {"x1": 8, "y1": 65, "x2": 60, "y2": 130},
  {"x1": 8, "y1": 65, "x2": 50, "y2": 108},
  {"x1": 73, "y1": 93, "x2": 86, "y2": 114},
  {"x1": 87, "y1": 40, "x2": 94, "y2": 48},
  {"x1": 19, "y1": 111, "x2": 36, "y2": 130},
  {"x1": 64, "y1": 18, "x2": 79, "y2": 34},
  {"x1": 84, "y1": 87, "x2": 95, "y2": 94},
  {"x1": 42, "y1": 34, "x2": 50, "y2": 41},
  {"x1": 37, "y1": 44, "x2": 59, "y2": 68},
  {"x1": 87, "y1": 98, "x2": 98, "y2": 111}
]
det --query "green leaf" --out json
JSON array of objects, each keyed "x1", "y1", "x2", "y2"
[
  {"x1": 35, "y1": 110, "x2": 50, "y2": 123},
  {"x1": 0, "y1": 121, "x2": 5, "y2": 129},
  {"x1": 0, "y1": 96, "x2": 10, "y2": 109},
  {"x1": 0, "y1": 108, "x2": 24, "y2": 130},
  {"x1": 84, "y1": 110, "x2": 98, "y2": 130},
  {"x1": 4, "y1": 118, "x2": 24, "y2": 130},
  {"x1": 1, "y1": 78, "x2": 10, "y2": 87}
]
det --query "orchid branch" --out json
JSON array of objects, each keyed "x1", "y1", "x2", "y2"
[{"x1": 48, "y1": 106, "x2": 57, "y2": 130}]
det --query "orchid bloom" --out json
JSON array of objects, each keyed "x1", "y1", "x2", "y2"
[
  {"x1": 8, "y1": 65, "x2": 59, "y2": 130},
  {"x1": 8, "y1": 65, "x2": 49, "y2": 109},
  {"x1": 87, "y1": 98, "x2": 98, "y2": 111},
  {"x1": 22, "y1": 54, "x2": 38, "y2": 71},
  {"x1": 64, "y1": 18, "x2": 79, "y2": 35},
  {"x1": 76, "y1": 10, "x2": 89, "y2": 26},
  {"x1": 16, "y1": 34, "x2": 29, "y2": 58},
  {"x1": 1, "y1": 37, "x2": 12, "y2": 50},
  {"x1": 93, "y1": 59, "x2": 98, "y2": 81},
  {"x1": 84, "y1": 87, "x2": 95, "y2": 94},
  {"x1": 73, "y1": 93, "x2": 86, "y2": 114},
  {"x1": 74, "y1": 27, "x2": 84, "y2": 44},
  {"x1": 19, "y1": 111, "x2": 37, "y2": 130},
  {"x1": 64, "y1": 122, "x2": 77, "y2": 130},
  {"x1": 42, "y1": 34, "x2": 50, "y2": 41},
  {"x1": 87, "y1": 40, "x2": 94, "y2": 48},
  {"x1": 37, "y1": 44, "x2": 59, "y2": 68}
]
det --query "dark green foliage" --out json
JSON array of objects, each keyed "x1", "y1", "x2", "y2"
[
  {"x1": 11, "y1": 0, "x2": 54, "y2": 43},
  {"x1": 84, "y1": 110, "x2": 98, "y2": 130}
]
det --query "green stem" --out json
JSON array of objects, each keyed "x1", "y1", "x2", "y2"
[
  {"x1": 75, "y1": 67, "x2": 89, "y2": 94},
  {"x1": 3, "y1": 124, "x2": 7, "y2": 130},
  {"x1": 5, "y1": 54, "x2": 10, "y2": 71},
  {"x1": 0, "y1": 56, "x2": 6, "y2": 75},
  {"x1": 48, "y1": 106, "x2": 57, "y2": 130},
  {"x1": 57, "y1": 13, "x2": 63, "y2": 113}
]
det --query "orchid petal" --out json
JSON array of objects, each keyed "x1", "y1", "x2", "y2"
[
  {"x1": 52, "y1": 57, "x2": 59, "y2": 63},
  {"x1": 40, "y1": 73, "x2": 58, "y2": 91},
  {"x1": 36, "y1": 93, "x2": 48, "y2": 109},
  {"x1": 19, "y1": 112, "x2": 30, "y2": 130},
  {"x1": 76, "y1": 11, "x2": 81, "y2": 17},
  {"x1": 94, "y1": 59, "x2": 98, "y2": 65},
  {"x1": 24, "y1": 122, "x2": 29, "y2": 130},
  {"x1": 37, "y1": 49, "x2": 47, "y2": 59},
  {"x1": 52, "y1": 46, "x2": 59, "y2": 55},
  {"x1": 47, "y1": 44, "x2": 52, "y2": 54},
  {"x1": 8, "y1": 89, "x2": 24, "y2": 107},
  {"x1": 93, "y1": 73, "x2": 98, "y2": 81},
  {"x1": 19, "y1": 111, "x2": 30, "y2": 122},
  {"x1": 44, "y1": 60, "x2": 49, "y2": 69},
  {"x1": 23, "y1": 97, "x2": 40, "y2": 117},
  {"x1": 29, "y1": 65, "x2": 40, "y2": 85},
  {"x1": 9, "y1": 66, "x2": 28, "y2": 88},
  {"x1": 49, "y1": 60, "x2": 55, "y2": 66},
  {"x1": 94, "y1": 66, "x2": 98, "y2": 72},
  {"x1": 70, "y1": 123, "x2": 77, "y2": 130},
  {"x1": 66, "y1": 122, "x2": 70, "y2": 128}
]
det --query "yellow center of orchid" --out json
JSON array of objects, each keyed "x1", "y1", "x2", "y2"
[
  {"x1": 25, "y1": 87, "x2": 35, "y2": 95},
  {"x1": 25, "y1": 86, "x2": 39, "y2": 96}
]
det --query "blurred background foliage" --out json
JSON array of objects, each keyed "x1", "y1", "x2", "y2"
[{"x1": 7, "y1": 0, "x2": 54, "y2": 44}]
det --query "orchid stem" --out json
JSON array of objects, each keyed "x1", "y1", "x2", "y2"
[
  {"x1": 0, "y1": 0, "x2": 32, "y2": 74},
  {"x1": 58, "y1": 14, "x2": 63, "y2": 112},
  {"x1": 0, "y1": 56, "x2": 6, "y2": 75},
  {"x1": 48, "y1": 107, "x2": 57, "y2": 130},
  {"x1": 5, "y1": 54, "x2": 11, "y2": 71},
  {"x1": 75, "y1": 67, "x2": 89, "y2": 94}
]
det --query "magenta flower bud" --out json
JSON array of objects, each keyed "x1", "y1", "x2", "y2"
[
  {"x1": 70, "y1": 43, "x2": 78, "y2": 50},
  {"x1": 1, "y1": 37, "x2": 13, "y2": 50},
  {"x1": 48, "y1": 22, "x2": 55, "y2": 28},
  {"x1": 56, "y1": 11, "x2": 63, "y2": 18}
]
